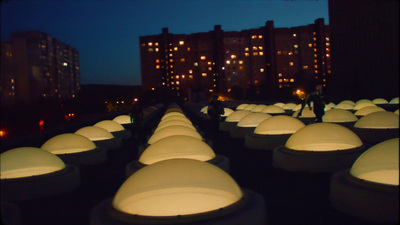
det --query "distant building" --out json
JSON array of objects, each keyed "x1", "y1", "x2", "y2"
[
  {"x1": 328, "y1": 0, "x2": 399, "y2": 101},
  {"x1": 140, "y1": 19, "x2": 330, "y2": 100},
  {"x1": 1, "y1": 31, "x2": 80, "y2": 105}
]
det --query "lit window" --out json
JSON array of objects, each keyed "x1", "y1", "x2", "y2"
[
  {"x1": 239, "y1": 66, "x2": 243, "y2": 70},
  {"x1": 254, "y1": 80, "x2": 259, "y2": 84},
  {"x1": 155, "y1": 42, "x2": 159, "y2": 46},
  {"x1": 226, "y1": 60, "x2": 231, "y2": 64},
  {"x1": 253, "y1": 46, "x2": 258, "y2": 50},
  {"x1": 314, "y1": 59, "x2": 318, "y2": 63},
  {"x1": 231, "y1": 55, "x2": 236, "y2": 59},
  {"x1": 326, "y1": 43, "x2": 330, "y2": 47},
  {"x1": 245, "y1": 47, "x2": 249, "y2": 51},
  {"x1": 278, "y1": 73, "x2": 282, "y2": 77},
  {"x1": 239, "y1": 60, "x2": 243, "y2": 64},
  {"x1": 189, "y1": 70, "x2": 193, "y2": 74},
  {"x1": 180, "y1": 58, "x2": 185, "y2": 62},
  {"x1": 260, "y1": 68, "x2": 264, "y2": 72},
  {"x1": 279, "y1": 79, "x2": 283, "y2": 83},
  {"x1": 141, "y1": 43, "x2": 145, "y2": 47},
  {"x1": 258, "y1": 35, "x2": 263, "y2": 39},
  {"x1": 176, "y1": 81, "x2": 180, "y2": 85},
  {"x1": 326, "y1": 37, "x2": 329, "y2": 41},
  {"x1": 189, "y1": 75, "x2": 193, "y2": 79},
  {"x1": 245, "y1": 53, "x2": 249, "y2": 57},
  {"x1": 313, "y1": 32, "x2": 316, "y2": 35},
  {"x1": 288, "y1": 51, "x2": 293, "y2": 56},
  {"x1": 202, "y1": 73, "x2": 207, "y2": 77},
  {"x1": 314, "y1": 54, "x2": 317, "y2": 57},
  {"x1": 251, "y1": 35, "x2": 257, "y2": 39},
  {"x1": 162, "y1": 82, "x2": 165, "y2": 85},
  {"x1": 169, "y1": 53, "x2": 173, "y2": 57},
  {"x1": 313, "y1": 37, "x2": 317, "y2": 41},
  {"x1": 155, "y1": 48, "x2": 159, "y2": 52},
  {"x1": 315, "y1": 65, "x2": 318, "y2": 68},
  {"x1": 63, "y1": 62, "x2": 68, "y2": 66},
  {"x1": 328, "y1": 70, "x2": 331, "y2": 74},
  {"x1": 284, "y1": 79, "x2": 288, "y2": 82},
  {"x1": 148, "y1": 42, "x2": 153, "y2": 46},
  {"x1": 179, "y1": 41, "x2": 184, "y2": 45},
  {"x1": 170, "y1": 65, "x2": 173, "y2": 68},
  {"x1": 174, "y1": 47, "x2": 178, "y2": 51},
  {"x1": 176, "y1": 75, "x2": 180, "y2": 79},
  {"x1": 253, "y1": 52, "x2": 258, "y2": 56},
  {"x1": 156, "y1": 65, "x2": 160, "y2": 69},
  {"x1": 11, "y1": 78, "x2": 14, "y2": 83},
  {"x1": 279, "y1": 85, "x2": 283, "y2": 88},
  {"x1": 290, "y1": 79, "x2": 294, "y2": 82},
  {"x1": 148, "y1": 48, "x2": 153, "y2": 52},
  {"x1": 308, "y1": 43, "x2": 312, "y2": 47},
  {"x1": 200, "y1": 56, "x2": 206, "y2": 60},
  {"x1": 169, "y1": 59, "x2": 173, "y2": 62},
  {"x1": 155, "y1": 59, "x2": 160, "y2": 63},
  {"x1": 289, "y1": 62, "x2": 294, "y2": 66},
  {"x1": 303, "y1": 65, "x2": 308, "y2": 69},
  {"x1": 314, "y1": 48, "x2": 317, "y2": 52},
  {"x1": 187, "y1": 47, "x2": 191, "y2": 51},
  {"x1": 277, "y1": 51, "x2": 281, "y2": 55},
  {"x1": 315, "y1": 70, "x2": 318, "y2": 74},
  {"x1": 294, "y1": 44, "x2": 298, "y2": 48},
  {"x1": 293, "y1": 34, "x2": 297, "y2": 37},
  {"x1": 194, "y1": 62, "x2": 198, "y2": 66},
  {"x1": 181, "y1": 75, "x2": 185, "y2": 78},
  {"x1": 208, "y1": 61, "x2": 212, "y2": 65},
  {"x1": 259, "y1": 52, "x2": 264, "y2": 56},
  {"x1": 208, "y1": 67, "x2": 212, "y2": 71}
]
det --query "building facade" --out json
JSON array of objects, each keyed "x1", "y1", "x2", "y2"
[
  {"x1": 1, "y1": 31, "x2": 80, "y2": 105},
  {"x1": 140, "y1": 19, "x2": 330, "y2": 100}
]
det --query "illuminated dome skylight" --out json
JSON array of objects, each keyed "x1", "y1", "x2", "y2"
[
  {"x1": 254, "y1": 115, "x2": 305, "y2": 135},
  {"x1": 285, "y1": 123, "x2": 363, "y2": 151},
  {"x1": 322, "y1": 109, "x2": 358, "y2": 123},
  {"x1": 225, "y1": 110, "x2": 252, "y2": 122},
  {"x1": 292, "y1": 107, "x2": 316, "y2": 118},
  {"x1": 260, "y1": 105, "x2": 285, "y2": 114},
  {"x1": 148, "y1": 125, "x2": 202, "y2": 144},
  {"x1": 354, "y1": 106, "x2": 385, "y2": 116},
  {"x1": 237, "y1": 113, "x2": 271, "y2": 128},
  {"x1": 1, "y1": 147, "x2": 66, "y2": 179},
  {"x1": 222, "y1": 108, "x2": 234, "y2": 117},
  {"x1": 354, "y1": 111, "x2": 399, "y2": 129},
  {"x1": 273, "y1": 102, "x2": 285, "y2": 108},
  {"x1": 355, "y1": 99, "x2": 372, "y2": 105},
  {"x1": 251, "y1": 105, "x2": 267, "y2": 113},
  {"x1": 389, "y1": 97, "x2": 399, "y2": 104},
  {"x1": 139, "y1": 136, "x2": 215, "y2": 165},
  {"x1": 113, "y1": 115, "x2": 132, "y2": 124},
  {"x1": 283, "y1": 103, "x2": 297, "y2": 110},
  {"x1": 154, "y1": 120, "x2": 196, "y2": 133},
  {"x1": 75, "y1": 126, "x2": 114, "y2": 141},
  {"x1": 372, "y1": 98, "x2": 388, "y2": 104},
  {"x1": 112, "y1": 159, "x2": 243, "y2": 216},
  {"x1": 350, "y1": 138, "x2": 399, "y2": 185},
  {"x1": 161, "y1": 112, "x2": 185, "y2": 120},
  {"x1": 335, "y1": 102, "x2": 354, "y2": 110},
  {"x1": 236, "y1": 104, "x2": 249, "y2": 110},
  {"x1": 339, "y1": 100, "x2": 355, "y2": 106},
  {"x1": 158, "y1": 115, "x2": 192, "y2": 125},
  {"x1": 243, "y1": 104, "x2": 257, "y2": 111},
  {"x1": 200, "y1": 106, "x2": 208, "y2": 114},
  {"x1": 94, "y1": 120, "x2": 125, "y2": 132},
  {"x1": 353, "y1": 102, "x2": 376, "y2": 111},
  {"x1": 395, "y1": 109, "x2": 399, "y2": 115},
  {"x1": 41, "y1": 133, "x2": 96, "y2": 154}
]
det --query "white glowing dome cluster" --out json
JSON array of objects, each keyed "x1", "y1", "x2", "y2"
[{"x1": 114, "y1": 104, "x2": 243, "y2": 217}]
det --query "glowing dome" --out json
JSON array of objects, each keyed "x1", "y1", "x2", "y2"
[
  {"x1": 335, "y1": 102, "x2": 354, "y2": 110},
  {"x1": 165, "y1": 108, "x2": 183, "y2": 114},
  {"x1": 283, "y1": 103, "x2": 297, "y2": 110},
  {"x1": 327, "y1": 102, "x2": 336, "y2": 108},
  {"x1": 113, "y1": 159, "x2": 243, "y2": 216},
  {"x1": 339, "y1": 100, "x2": 355, "y2": 105},
  {"x1": 254, "y1": 115, "x2": 305, "y2": 135},
  {"x1": 200, "y1": 106, "x2": 208, "y2": 113},
  {"x1": 260, "y1": 105, "x2": 285, "y2": 114},
  {"x1": 75, "y1": 126, "x2": 114, "y2": 141},
  {"x1": 148, "y1": 125, "x2": 202, "y2": 144},
  {"x1": 154, "y1": 120, "x2": 195, "y2": 133},
  {"x1": 274, "y1": 102, "x2": 285, "y2": 108},
  {"x1": 236, "y1": 104, "x2": 249, "y2": 110},
  {"x1": 292, "y1": 104, "x2": 302, "y2": 112},
  {"x1": 286, "y1": 123, "x2": 363, "y2": 151},
  {"x1": 389, "y1": 97, "x2": 399, "y2": 104},
  {"x1": 372, "y1": 98, "x2": 388, "y2": 104},
  {"x1": 353, "y1": 102, "x2": 376, "y2": 110},
  {"x1": 225, "y1": 110, "x2": 252, "y2": 122},
  {"x1": 158, "y1": 115, "x2": 192, "y2": 125},
  {"x1": 222, "y1": 108, "x2": 234, "y2": 117},
  {"x1": 395, "y1": 109, "x2": 399, "y2": 115},
  {"x1": 322, "y1": 109, "x2": 358, "y2": 123},
  {"x1": 161, "y1": 112, "x2": 185, "y2": 120},
  {"x1": 355, "y1": 99, "x2": 372, "y2": 105},
  {"x1": 237, "y1": 113, "x2": 271, "y2": 128},
  {"x1": 1, "y1": 147, "x2": 66, "y2": 179},
  {"x1": 354, "y1": 106, "x2": 385, "y2": 116},
  {"x1": 243, "y1": 104, "x2": 256, "y2": 111},
  {"x1": 292, "y1": 107, "x2": 316, "y2": 118},
  {"x1": 354, "y1": 111, "x2": 399, "y2": 129},
  {"x1": 250, "y1": 105, "x2": 267, "y2": 113},
  {"x1": 113, "y1": 115, "x2": 132, "y2": 124},
  {"x1": 139, "y1": 136, "x2": 215, "y2": 165},
  {"x1": 350, "y1": 138, "x2": 399, "y2": 185},
  {"x1": 41, "y1": 133, "x2": 96, "y2": 154},
  {"x1": 94, "y1": 120, "x2": 125, "y2": 132}
]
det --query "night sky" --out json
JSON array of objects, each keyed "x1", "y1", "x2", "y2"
[{"x1": 1, "y1": 0, "x2": 329, "y2": 86}]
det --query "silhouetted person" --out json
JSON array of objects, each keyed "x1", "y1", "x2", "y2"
[
  {"x1": 207, "y1": 95, "x2": 224, "y2": 140},
  {"x1": 298, "y1": 83, "x2": 326, "y2": 122},
  {"x1": 130, "y1": 103, "x2": 144, "y2": 143}
]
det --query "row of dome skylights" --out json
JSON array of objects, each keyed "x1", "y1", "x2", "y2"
[{"x1": 92, "y1": 104, "x2": 266, "y2": 225}]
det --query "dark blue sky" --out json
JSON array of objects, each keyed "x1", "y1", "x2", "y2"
[{"x1": 1, "y1": 0, "x2": 329, "y2": 86}]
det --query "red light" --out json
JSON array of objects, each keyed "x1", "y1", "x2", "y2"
[{"x1": 0, "y1": 130, "x2": 7, "y2": 138}]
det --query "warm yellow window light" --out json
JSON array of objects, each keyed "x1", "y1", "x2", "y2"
[
  {"x1": 372, "y1": 98, "x2": 388, "y2": 104},
  {"x1": 225, "y1": 111, "x2": 252, "y2": 122},
  {"x1": 260, "y1": 105, "x2": 286, "y2": 114},
  {"x1": 75, "y1": 126, "x2": 114, "y2": 141},
  {"x1": 139, "y1": 135, "x2": 215, "y2": 165},
  {"x1": 353, "y1": 102, "x2": 376, "y2": 111},
  {"x1": 161, "y1": 112, "x2": 185, "y2": 120},
  {"x1": 254, "y1": 115, "x2": 305, "y2": 135},
  {"x1": 148, "y1": 125, "x2": 202, "y2": 144},
  {"x1": 237, "y1": 113, "x2": 271, "y2": 128},
  {"x1": 354, "y1": 111, "x2": 399, "y2": 129},
  {"x1": 113, "y1": 115, "x2": 132, "y2": 124},
  {"x1": 354, "y1": 106, "x2": 386, "y2": 116},
  {"x1": 0, "y1": 147, "x2": 66, "y2": 179},
  {"x1": 41, "y1": 133, "x2": 96, "y2": 154},
  {"x1": 236, "y1": 104, "x2": 249, "y2": 110},
  {"x1": 154, "y1": 120, "x2": 196, "y2": 133},
  {"x1": 350, "y1": 138, "x2": 399, "y2": 185},
  {"x1": 94, "y1": 120, "x2": 125, "y2": 132},
  {"x1": 112, "y1": 159, "x2": 243, "y2": 216},
  {"x1": 389, "y1": 97, "x2": 399, "y2": 104},
  {"x1": 285, "y1": 123, "x2": 363, "y2": 151},
  {"x1": 157, "y1": 116, "x2": 192, "y2": 126},
  {"x1": 323, "y1": 109, "x2": 358, "y2": 123}
]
